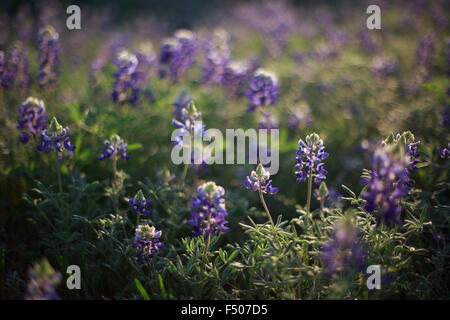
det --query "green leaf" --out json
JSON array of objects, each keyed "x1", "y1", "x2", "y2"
[{"x1": 135, "y1": 278, "x2": 150, "y2": 300}]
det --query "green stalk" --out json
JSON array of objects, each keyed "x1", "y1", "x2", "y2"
[
  {"x1": 306, "y1": 167, "x2": 313, "y2": 230},
  {"x1": 259, "y1": 188, "x2": 275, "y2": 227}
]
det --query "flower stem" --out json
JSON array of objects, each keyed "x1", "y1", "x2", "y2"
[
  {"x1": 181, "y1": 163, "x2": 189, "y2": 184},
  {"x1": 112, "y1": 155, "x2": 118, "y2": 215},
  {"x1": 306, "y1": 167, "x2": 313, "y2": 230},
  {"x1": 259, "y1": 189, "x2": 274, "y2": 227}
]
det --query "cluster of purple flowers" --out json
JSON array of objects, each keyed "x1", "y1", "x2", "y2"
[
  {"x1": 223, "y1": 60, "x2": 258, "y2": 97},
  {"x1": 371, "y1": 56, "x2": 398, "y2": 79},
  {"x1": 135, "y1": 42, "x2": 157, "y2": 89},
  {"x1": 1, "y1": 40, "x2": 30, "y2": 90},
  {"x1": 98, "y1": 134, "x2": 130, "y2": 161},
  {"x1": 159, "y1": 30, "x2": 197, "y2": 82},
  {"x1": 25, "y1": 259, "x2": 62, "y2": 300},
  {"x1": 187, "y1": 181, "x2": 229, "y2": 237},
  {"x1": 288, "y1": 104, "x2": 313, "y2": 130},
  {"x1": 172, "y1": 100, "x2": 205, "y2": 147},
  {"x1": 321, "y1": 220, "x2": 365, "y2": 277},
  {"x1": 129, "y1": 190, "x2": 151, "y2": 215},
  {"x1": 361, "y1": 146, "x2": 411, "y2": 226},
  {"x1": 383, "y1": 131, "x2": 420, "y2": 188},
  {"x1": 246, "y1": 69, "x2": 279, "y2": 112},
  {"x1": 295, "y1": 133, "x2": 329, "y2": 185},
  {"x1": 358, "y1": 30, "x2": 378, "y2": 54},
  {"x1": 416, "y1": 36, "x2": 435, "y2": 71},
  {"x1": 244, "y1": 163, "x2": 279, "y2": 195},
  {"x1": 37, "y1": 25, "x2": 61, "y2": 89},
  {"x1": 202, "y1": 29, "x2": 231, "y2": 84},
  {"x1": 258, "y1": 111, "x2": 278, "y2": 133},
  {"x1": 132, "y1": 224, "x2": 163, "y2": 263},
  {"x1": 112, "y1": 50, "x2": 140, "y2": 104},
  {"x1": 17, "y1": 97, "x2": 48, "y2": 144},
  {"x1": 37, "y1": 117, "x2": 76, "y2": 161},
  {"x1": 173, "y1": 90, "x2": 192, "y2": 121}
]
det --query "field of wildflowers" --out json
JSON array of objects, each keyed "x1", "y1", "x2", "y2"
[{"x1": 0, "y1": 0, "x2": 449, "y2": 300}]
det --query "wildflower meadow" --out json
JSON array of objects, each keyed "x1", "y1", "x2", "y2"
[{"x1": 0, "y1": 0, "x2": 449, "y2": 301}]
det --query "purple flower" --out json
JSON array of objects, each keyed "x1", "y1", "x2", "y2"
[
  {"x1": 223, "y1": 60, "x2": 256, "y2": 97},
  {"x1": 159, "y1": 30, "x2": 197, "y2": 82},
  {"x1": 202, "y1": 29, "x2": 231, "y2": 84},
  {"x1": 17, "y1": 97, "x2": 48, "y2": 144},
  {"x1": 98, "y1": 134, "x2": 130, "y2": 161},
  {"x1": 132, "y1": 224, "x2": 163, "y2": 263},
  {"x1": 244, "y1": 163, "x2": 279, "y2": 195},
  {"x1": 289, "y1": 104, "x2": 313, "y2": 130},
  {"x1": 416, "y1": 35, "x2": 435, "y2": 71},
  {"x1": 173, "y1": 90, "x2": 192, "y2": 121},
  {"x1": 295, "y1": 133, "x2": 329, "y2": 185},
  {"x1": 129, "y1": 190, "x2": 150, "y2": 215},
  {"x1": 439, "y1": 143, "x2": 449, "y2": 158},
  {"x1": 246, "y1": 69, "x2": 279, "y2": 112},
  {"x1": 37, "y1": 25, "x2": 61, "y2": 89},
  {"x1": 371, "y1": 56, "x2": 398, "y2": 79},
  {"x1": 37, "y1": 117, "x2": 76, "y2": 161},
  {"x1": 135, "y1": 42, "x2": 157, "y2": 89},
  {"x1": 321, "y1": 220, "x2": 365, "y2": 277},
  {"x1": 1, "y1": 41, "x2": 30, "y2": 90},
  {"x1": 172, "y1": 100, "x2": 205, "y2": 147},
  {"x1": 258, "y1": 111, "x2": 278, "y2": 133},
  {"x1": 25, "y1": 259, "x2": 62, "y2": 300},
  {"x1": 361, "y1": 146, "x2": 410, "y2": 226},
  {"x1": 187, "y1": 181, "x2": 229, "y2": 237},
  {"x1": 382, "y1": 131, "x2": 420, "y2": 188},
  {"x1": 112, "y1": 50, "x2": 140, "y2": 104},
  {"x1": 358, "y1": 30, "x2": 378, "y2": 54}
]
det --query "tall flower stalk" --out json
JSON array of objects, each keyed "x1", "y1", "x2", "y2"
[
  {"x1": 244, "y1": 163, "x2": 279, "y2": 227},
  {"x1": 295, "y1": 133, "x2": 329, "y2": 229}
]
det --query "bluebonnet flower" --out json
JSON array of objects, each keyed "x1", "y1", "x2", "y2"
[
  {"x1": 295, "y1": 133, "x2": 329, "y2": 185},
  {"x1": 25, "y1": 258, "x2": 62, "y2": 300},
  {"x1": 37, "y1": 25, "x2": 61, "y2": 89},
  {"x1": 382, "y1": 131, "x2": 420, "y2": 188},
  {"x1": 223, "y1": 60, "x2": 256, "y2": 97},
  {"x1": 112, "y1": 50, "x2": 140, "y2": 105},
  {"x1": 37, "y1": 117, "x2": 76, "y2": 161},
  {"x1": 98, "y1": 134, "x2": 130, "y2": 161},
  {"x1": 1, "y1": 41, "x2": 30, "y2": 90},
  {"x1": 258, "y1": 111, "x2": 278, "y2": 133},
  {"x1": 371, "y1": 56, "x2": 398, "y2": 79},
  {"x1": 17, "y1": 97, "x2": 48, "y2": 144},
  {"x1": 289, "y1": 104, "x2": 313, "y2": 130},
  {"x1": 129, "y1": 190, "x2": 151, "y2": 215},
  {"x1": 358, "y1": 30, "x2": 377, "y2": 54},
  {"x1": 159, "y1": 30, "x2": 197, "y2": 82},
  {"x1": 439, "y1": 143, "x2": 449, "y2": 158},
  {"x1": 321, "y1": 219, "x2": 365, "y2": 277},
  {"x1": 236, "y1": 2, "x2": 294, "y2": 58},
  {"x1": 244, "y1": 163, "x2": 279, "y2": 195},
  {"x1": 246, "y1": 69, "x2": 279, "y2": 112},
  {"x1": 202, "y1": 29, "x2": 231, "y2": 84},
  {"x1": 135, "y1": 41, "x2": 157, "y2": 89},
  {"x1": 361, "y1": 146, "x2": 411, "y2": 226},
  {"x1": 132, "y1": 224, "x2": 163, "y2": 263},
  {"x1": 187, "y1": 181, "x2": 229, "y2": 237},
  {"x1": 172, "y1": 100, "x2": 205, "y2": 147},
  {"x1": 173, "y1": 90, "x2": 192, "y2": 121},
  {"x1": 416, "y1": 35, "x2": 435, "y2": 71}
]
